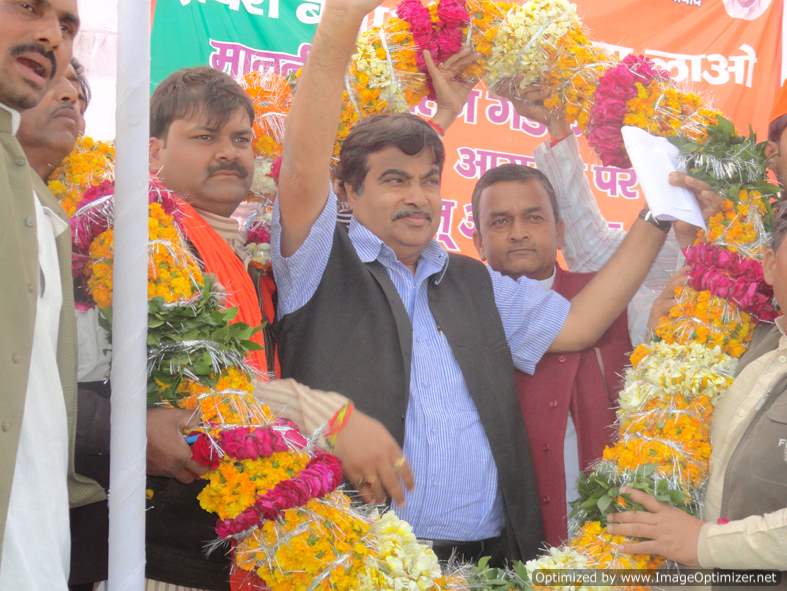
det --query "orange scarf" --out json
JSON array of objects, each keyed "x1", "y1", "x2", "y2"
[{"x1": 176, "y1": 198, "x2": 268, "y2": 374}]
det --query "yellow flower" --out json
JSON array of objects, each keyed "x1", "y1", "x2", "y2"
[
  {"x1": 48, "y1": 135, "x2": 115, "y2": 217},
  {"x1": 234, "y1": 492, "x2": 373, "y2": 591}
]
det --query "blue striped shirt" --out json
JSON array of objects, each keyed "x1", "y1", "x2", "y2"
[{"x1": 272, "y1": 194, "x2": 570, "y2": 541}]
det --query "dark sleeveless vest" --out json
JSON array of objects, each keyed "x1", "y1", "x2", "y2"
[{"x1": 278, "y1": 225, "x2": 544, "y2": 560}]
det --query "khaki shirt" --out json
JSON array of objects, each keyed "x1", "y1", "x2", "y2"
[
  {"x1": 0, "y1": 107, "x2": 104, "y2": 557},
  {"x1": 697, "y1": 319, "x2": 787, "y2": 570}
]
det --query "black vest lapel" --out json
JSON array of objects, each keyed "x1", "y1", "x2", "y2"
[{"x1": 365, "y1": 260, "x2": 413, "y2": 396}]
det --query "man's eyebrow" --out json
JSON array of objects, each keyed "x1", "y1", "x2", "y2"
[{"x1": 378, "y1": 168, "x2": 412, "y2": 179}]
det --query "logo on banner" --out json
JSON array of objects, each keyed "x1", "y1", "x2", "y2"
[
  {"x1": 723, "y1": 0, "x2": 772, "y2": 20},
  {"x1": 673, "y1": 0, "x2": 702, "y2": 7},
  {"x1": 595, "y1": 42, "x2": 758, "y2": 88},
  {"x1": 209, "y1": 40, "x2": 311, "y2": 78},
  {"x1": 178, "y1": 0, "x2": 325, "y2": 24}
]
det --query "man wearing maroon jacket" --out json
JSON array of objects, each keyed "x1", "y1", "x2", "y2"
[{"x1": 472, "y1": 164, "x2": 636, "y2": 546}]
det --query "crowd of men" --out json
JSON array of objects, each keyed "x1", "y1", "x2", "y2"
[{"x1": 1, "y1": 1, "x2": 786, "y2": 590}]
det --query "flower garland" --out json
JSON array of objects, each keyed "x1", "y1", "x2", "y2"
[
  {"x1": 586, "y1": 55, "x2": 669, "y2": 168},
  {"x1": 237, "y1": 200, "x2": 273, "y2": 270},
  {"x1": 360, "y1": 511, "x2": 445, "y2": 591},
  {"x1": 483, "y1": 0, "x2": 580, "y2": 94},
  {"x1": 241, "y1": 70, "x2": 291, "y2": 199},
  {"x1": 234, "y1": 492, "x2": 374, "y2": 591},
  {"x1": 623, "y1": 80, "x2": 720, "y2": 145},
  {"x1": 541, "y1": 26, "x2": 610, "y2": 131},
  {"x1": 48, "y1": 135, "x2": 115, "y2": 217},
  {"x1": 684, "y1": 242, "x2": 777, "y2": 321},
  {"x1": 214, "y1": 452, "x2": 343, "y2": 538},
  {"x1": 397, "y1": 0, "x2": 469, "y2": 99}
]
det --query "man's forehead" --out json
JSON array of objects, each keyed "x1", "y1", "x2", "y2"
[
  {"x1": 367, "y1": 145, "x2": 438, "y2": 169},
  {"x1": 173, "y1": 106, "x2": 252, "y2": 131},
  {"x1": 479, "y1": 179, "x2": 551, "y2": 213}
]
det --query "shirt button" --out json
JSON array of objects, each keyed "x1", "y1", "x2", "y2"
[
  {"x1": 27, "y1": 283, "x2": 35, "y2": 294},
  {"x1": 558, "y1": 355, "x2": 567, "y2": 363},
  {"x1": 549, "y1": 400, "x2": 558, "y2": 409},
  {"x1": 14, "y1": 158, "x2": 25, "y2": 167},
  {"x1": 0, "y1": 420, "x2": 10, "y2": 432},
  {"x1": 24, "y1": 216, "x2": 34, "y2": 228},
  {"x1": 542, "y1": 443, "x2": 551, "y2": 452},
  {"x1": 11, "y1": 353, "x2": 21, "y2": 364},
  {"x1": 542, "y1": 495, "x2": 551, "y2": 504},
  {"x1": 779, "y1": 355, "x2": 786, "y2": 364}
]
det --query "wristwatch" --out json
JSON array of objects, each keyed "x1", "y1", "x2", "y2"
[{"x1": 638, "y1": 207, "x2": 672, "y2": 233}]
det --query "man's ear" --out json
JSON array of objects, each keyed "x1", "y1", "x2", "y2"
[
  {"x1": 763, "y1": 247, "x2": 776, "y2": 287},
  {"x1": 765, "y1": 140, "x2": 779, "y2": 161},
  {"x1": 473, "y1": 229, "x2": 486, "y2": 260},
  {"x1": 555, "y1": 219, "x2": 566, "y2": 251},
  {"x1": 149, "y1": 137, "x2": 164, "y2": 175},
  {"x1": 333, "y1": 178, "x2": 347, "y2": 201}
]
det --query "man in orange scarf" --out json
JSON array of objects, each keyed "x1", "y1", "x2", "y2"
[{"x1": 77, "y1": 67, "x2": 411, "y2": 591}]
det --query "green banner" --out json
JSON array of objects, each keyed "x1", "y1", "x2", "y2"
[{"x1": 150, "y1": 0, "x2": 323, "y2": 90}]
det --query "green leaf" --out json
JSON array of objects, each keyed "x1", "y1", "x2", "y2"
[{"x1": 597, "y1": 494, "x2": 613, "y2": 513}]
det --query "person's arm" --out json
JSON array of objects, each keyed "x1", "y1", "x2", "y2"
[
  {"x1": 278, "y1": 0, "x2": 383, "y2": 257},
  {"x1": 607, "y1": 488, "x2": 787, "y2": 571},
  {"x1": 697, "y1": 509, "x2": 787, "y2": 570},
  {"x1": 550, "y1": 215, "x2": 670, "y2": 352},
  {"x1": 257, "y1": 378, "x2": 347, "y2": 436},
  {"x1": 256, "y1": 378, "x2": 414, "y2": 506}
]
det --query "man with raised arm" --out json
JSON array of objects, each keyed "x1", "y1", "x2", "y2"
[{"x1": 274, "y1": 0, "x2": 700, "y2": 563}]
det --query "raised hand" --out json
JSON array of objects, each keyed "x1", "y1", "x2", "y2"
[
  {"x1": 669, "y1": 171, "x2": 724, "y2": 249},
  {"x1": 333, "y1": 409, "x2": 415, "y2": 506},
  {"x1": 424, "y1": 47, "x2": 480, "y2": 132},
  {"x1": 647, "y1": 268, "x2": 688, "y2": 333},
  {"x1": 492, "y1": 78, "x2": 571, "y2": 139}
]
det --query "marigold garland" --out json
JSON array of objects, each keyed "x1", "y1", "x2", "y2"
[
  {"x1": 234, "y1": 492, "x2": 374, "y2": 591},
  {"x1": 48, "y1": 135, "x2": 115, "y2": 217},
  {"x1": 586, "y1": 55, "x2": 669, "y2": 168},
  {"x1": 542, "y1": 26, "x2": 610, "y2": 131}
]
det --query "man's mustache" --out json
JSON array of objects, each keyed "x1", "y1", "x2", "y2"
[
  {"x1": 392, "y1": 208, "x2": 433, "y2": 222},
  {"x1": 207, "y1": 160, "x2": 249, "y2": 178},
  {"x1": 11, "y1": 43, "x2": 57, "y2": 80}
]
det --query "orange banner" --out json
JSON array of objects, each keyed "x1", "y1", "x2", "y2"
[{"x1": 366, "y1": 0, "x2": 784, "y2": 255}]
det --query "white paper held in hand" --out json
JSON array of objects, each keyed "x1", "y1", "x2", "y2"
[{"x1": 621, "y1": 126, "x2": 706, "y2": 232}]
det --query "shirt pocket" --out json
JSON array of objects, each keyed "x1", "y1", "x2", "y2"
[{"x1": 750, "y1": 393, "x2": 787, "y2": 489}]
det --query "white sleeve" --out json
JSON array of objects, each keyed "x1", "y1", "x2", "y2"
[
  {"x1": 535, "y1": 134, "x2": 624, "y2": 272},
  {"x1": 76, "y1": 307, "x2": 111, "y2": 382},
  {"x1": 536, "y1": 135, "x2": 685, "y2": 345}
]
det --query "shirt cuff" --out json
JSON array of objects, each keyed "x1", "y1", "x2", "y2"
[{"x1": 255, "y1": 378, "x2": 348, "y2": 438}]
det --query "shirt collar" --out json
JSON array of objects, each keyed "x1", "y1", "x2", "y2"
[
  {"x1": 537, "y1": 266, "x2": 557, "y2": 289},
  {"x1": 347, "y1": 216, "x2": 448, "y2": 274},
  {"x1": 0, "y1": 102, "x2": 21, "y2": 135},
  {"x1": 775, "y1": 316, "x2": 786, "y2": 337}
]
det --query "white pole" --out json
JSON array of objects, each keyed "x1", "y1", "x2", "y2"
[{"x1": 108, "y1": 0, "x2": 150, "y2": 588}]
